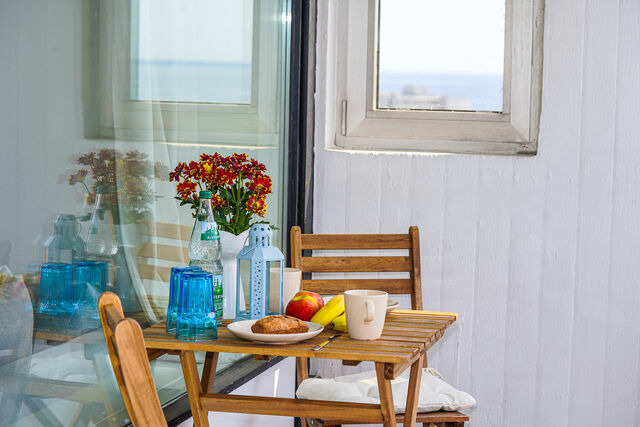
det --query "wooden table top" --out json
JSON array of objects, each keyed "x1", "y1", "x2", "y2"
[{"x1": 142, "y1": 310, "x2": 457, "y2": 365}]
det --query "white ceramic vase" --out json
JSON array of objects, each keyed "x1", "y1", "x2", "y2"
[{"x1": 219, "y1": 229, "x2": 249, "y2": 319}]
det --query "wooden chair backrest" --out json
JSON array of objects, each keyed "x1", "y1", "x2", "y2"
[
  {"x1": 136, "y1": 222, "x2": 191, "y2": 318},
  {"x1": 137, "y1": 222, "x2": 191, "y2": 284},
  {"x1": 290, "y1": 226, "x2": 423, "y2": 310},
  {"x1": 98, "y1": 292, "x2": 167, "y2": 427}
]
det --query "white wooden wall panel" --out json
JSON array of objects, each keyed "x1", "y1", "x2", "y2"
[{"x1": 312, "y1": 0, "x2": 640, "y2": 425}]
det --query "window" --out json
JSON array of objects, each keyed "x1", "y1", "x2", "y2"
[
  {"x1": 325, "y1": 0, "x2": 544, "y2": 155},
  {"x1": 91, "y1": 0, "x2": 286, "y2": 144},
  {"x1": 132, "y1": 0, "x2": 254, "y2": 105},
  {"x1": 0, "y1": 0, "x2": 294, "y2": 425}
]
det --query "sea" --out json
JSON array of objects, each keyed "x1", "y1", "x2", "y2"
[
  {"x1": 135, "y1": 61, "x2": 503, "y2": 112},
  {"x1": 378, "y1": 71, "x2": 504, "y2": 112}
]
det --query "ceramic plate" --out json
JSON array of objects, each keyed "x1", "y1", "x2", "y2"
[
  {"x1": 227, "y1": 319, "x2": 324, "y2": 345},
  {"x1": 387, "y1": 299, "x2": 400, "y2": 313}
]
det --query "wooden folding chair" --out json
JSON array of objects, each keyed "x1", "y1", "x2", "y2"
[
  {"x1": 290, "y1": 226, "x2": 469, "y2": 427},
  {"x1": 98, "y1": 292, "x2": 167, "y2": 426}
]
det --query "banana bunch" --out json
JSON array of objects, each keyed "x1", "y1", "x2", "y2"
[
  {"x1": 330, "y1": 312, "x2": 348, "y2": 332},
  {"x1": 310, "y1": 295, "x2": 345, "y2": 327}
]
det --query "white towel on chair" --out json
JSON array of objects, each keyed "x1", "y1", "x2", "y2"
[{"x1": 296, "y1": 367, "x2": 476, "y2": 414}]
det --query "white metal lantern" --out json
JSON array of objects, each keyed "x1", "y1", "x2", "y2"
[{"x1": 235, "y1": 224, "x2": 284, "y2": 320}]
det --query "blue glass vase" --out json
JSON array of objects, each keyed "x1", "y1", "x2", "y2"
[
  {"x1": 176, "y1": 270, "x2": 217, "y2": 341},
  {"x1": 166, "y1": 266, "x2": 201, "y2": 334}
]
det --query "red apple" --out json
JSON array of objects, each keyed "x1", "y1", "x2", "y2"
[
  {"x1": 294, "y1": 291, "x2": 324, "y2": 309},
  {"x1": 285, "y1": 291, "x2": 324, "y2": 321}
]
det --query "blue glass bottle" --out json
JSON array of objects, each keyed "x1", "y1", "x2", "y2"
[{"x1": 176, "y1": 270, "x2": 217, "y2": 341}]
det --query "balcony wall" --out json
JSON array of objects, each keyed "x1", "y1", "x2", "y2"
[{"x1": 312, "y1": 0, "x2": 640, "y2": 426}]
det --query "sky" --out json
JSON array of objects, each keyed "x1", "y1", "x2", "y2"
[
  {"x1": 137, "y1": 0, "x2": 505, "y2": 76},
  {"x1": 138, "y1": 0, "x2": 253, "y2": 64},
  {"x1": 379, "y1": 0, "x2": 505, "y2": 75}
]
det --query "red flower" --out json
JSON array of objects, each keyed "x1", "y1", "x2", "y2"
[
  {"x1": 176, "y1": 181, "x2": 197, "y2": 200},
  {"x1": 170, "y1": 152, "x2": 272, "y2": 233},
  {"x1": 246, "y1": 195, "x2": 267, "y2": 217}
]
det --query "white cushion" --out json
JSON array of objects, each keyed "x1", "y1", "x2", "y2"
[
  {"x1": 296, "y1": 368, "x2": 476, "y2": 414},
  {"x1": 29, "y1": 349, "x2": 98, "y2": 383}
]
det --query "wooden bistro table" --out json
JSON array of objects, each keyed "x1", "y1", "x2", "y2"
[{"x1": 142, "y1": 310, "x2": 457, "y2": 427}]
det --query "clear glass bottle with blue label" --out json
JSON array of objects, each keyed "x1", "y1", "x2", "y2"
[{"x1": 188, "y1": 191, "x2": 223, "y2": 325}]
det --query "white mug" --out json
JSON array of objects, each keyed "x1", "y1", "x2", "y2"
[
  {"x1": 344, "y1": 290, "x2": 388, "y2": 340},
  {"x1": 269, "y1": 267, "x2": 302, "y2": 312}
]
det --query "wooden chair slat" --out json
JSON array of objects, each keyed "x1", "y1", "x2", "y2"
[
  {"x1": 300, "y1": 278, "x2": 413, "y2": 295},
  {"x1": 300, "y1": 234, "x2": 411, "y2": 250},
  {"x1": 137, "y1": 264, "x2": 171, "y2": 282},
  {"x1": 99, "y1": 292, "x2": 167, "y2": 426},
  {"x1": 138, "y1": 243, "x2": 188, "y2": 263},
  {"x1": 199, "y1": 394, "x2": 384, "y2": 423},
  {"x1": 300, "y1": 256, "x2": 411, "y2": 273},
  {"x1": 320, "y1": 410, "x2": 470, "y2": 425},
  {"x1": 148, "y1": 222, "x2": 192, "y2": 240},
  {"x1": 115, "y1": 319, "x2": 167, "y2": 426},
  {"x1": 98, "y1": 293, "x2": 136, "y2": 424},
  {"x1": 105, "y1": 305, "x2": 124, "y2": 332}
]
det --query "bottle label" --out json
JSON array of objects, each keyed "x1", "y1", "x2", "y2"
[
  {"x1": 201, "y1": 222, "x2": 220, "y2": 241},
  {"x1": 212, "y1": 274, "x2": 223, "y2": 325}
]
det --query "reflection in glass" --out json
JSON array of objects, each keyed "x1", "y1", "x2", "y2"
[
  {"x1": 38, "y1": 263, "x2": 74, "y2": 315},
  {"x1": 86, "y1": 189, "x2": 119, "y2": 257},
  {"x1": 74, "y1": 260, "x2": 108, "y2": 319},
  {"x1": 377, "y1": 0, "x2": 505, "y2": 112},
  {"x1": 0, "y1": 0, "x2": 290, "y2": 424},
  {"x1": 133, "y1": 0, "x2": 254, "y2": 104}
]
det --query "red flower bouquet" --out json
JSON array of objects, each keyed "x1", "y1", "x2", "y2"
[{"x1": 169, "y1": 153, "x2": 273, "y2": 235}]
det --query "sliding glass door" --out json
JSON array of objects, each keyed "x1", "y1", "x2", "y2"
[{"x1": 0, "y1": 0, "x2": 292, "y2": 425}]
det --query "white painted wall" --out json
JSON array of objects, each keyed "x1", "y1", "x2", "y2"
[{"x1": 312, "y1": 1, "x2": 640, "y2": 426}]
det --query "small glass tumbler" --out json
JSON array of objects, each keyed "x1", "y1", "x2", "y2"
[
  {"x1": 38, "y1": 263, "x2": 74, "y2": 314},
  {"x1": 74, "y1": 260, "x2": 108, "y2": 318},
  {"x1": 166, "y1": 266, "x2": 201, "y2": 334},
  {"x1": 176, "y1": 271, "x2": 217, "y2": 342}
]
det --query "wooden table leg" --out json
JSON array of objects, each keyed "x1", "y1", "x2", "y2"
[
  {"x1": 375, "y1": 362, "x2": 397, "y2": 427},
  {"x1": 201, "y1": 352, "x2": 219, "y2": 393},
  {"x1": 404, "y1": 353, "x2": 425, "y2": 427},
  {"x1": 296, "y1": 357, "x2": 310, "y2": 427},
  {"x1": 180, "y1": 350, "x2": 210, "y2": 427}
]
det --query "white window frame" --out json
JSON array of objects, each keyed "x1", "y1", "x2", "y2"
[
  {"x1": 323, "y1": 0, "x2": 544, "y2": 155},
  {"x1": 90, "y1": 0, "x2": 287, "y2": 147}
]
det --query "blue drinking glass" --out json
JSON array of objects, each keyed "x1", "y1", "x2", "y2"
[
  {"x1": 166, "y1": 266, "x2": 201, "y2": 333},
  {"x1": 74, "y1": 260, "x2": 107, "y2": 318},
  {"x1": 38, "y1": 263, "x2": 74, "y2": 314},
  {"x1": 176, "y1": 271, "x2": 217, "y2": 341}
]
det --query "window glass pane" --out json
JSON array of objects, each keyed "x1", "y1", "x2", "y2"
[
  {"x1": 133, "y1": 0, "x2": 254, "y2": 104},
  {"x1": 377, "y1": 0, "x2": 505, "y2": 112},
  {"x1": 0, "y1": 0, "x2": 291, "y2": 425}
]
